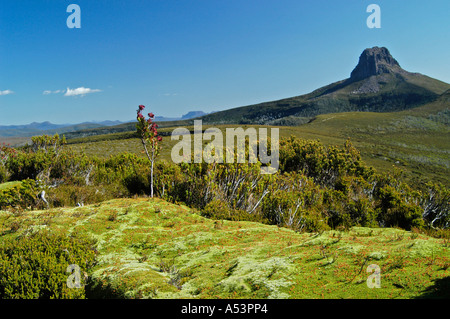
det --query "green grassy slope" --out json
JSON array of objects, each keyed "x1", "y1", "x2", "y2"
[
  {"x1": 285, "y1": 90, "x2": 450, "y2": 186},
  {"x1": 1, "y1": 197, "x2": 448, "y2": 299},
  {"x1": 197, "y1": 72, "x2": 449, "y2": 125}
]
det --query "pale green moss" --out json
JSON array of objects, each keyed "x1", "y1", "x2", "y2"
[
  {"x1": 368, "y1": 251, "x2": 387, "y2": 260},
  {"x1": 337, "y1": 244, "x2": 366, "y2": 254},
  {"x1": 217, "y1": 255, "x2": 294, "y2": 298},
  {"x1": 406, "y1": 239, "x2": 445, "y2": 258}
]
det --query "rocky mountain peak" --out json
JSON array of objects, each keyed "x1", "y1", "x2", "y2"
[{"x1": 350, "y1": 47, "x2": 402, "y2": 81}]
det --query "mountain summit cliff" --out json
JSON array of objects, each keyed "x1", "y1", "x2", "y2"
[{"x1": 350, "y1": 47, "x2": 403, "y2": 81}]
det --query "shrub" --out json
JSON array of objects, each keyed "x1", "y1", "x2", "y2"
[
  {"x1": 46, "y1": 184, "x2": 126, "y2": 208},
  {"x1": 153, "y1": 161, "x2": 184, "y2": 201},
  {"x1": 421, "y1": 182, "x2": 449, "y2": 229},
  {"x1": 262, "y1": 173, "x2": 328, "y2": 232},
  {"x1": 29, "y1": 134, "x2": 66, "y2": 154},
  {"x1": 0, "y1": 179, "x2": 38, "y2": 210},
  {"x1": 7, "y1": 141, "x2": 94, "y2": 187},
  {"x1": 122, "y1": 166, "x2": 151, "y2": 195},
  {"x1": 0, "y1": 231, "x2": 97, "y2": 299},
  {"x1": 0, "y1": 166, "x2": 7, "y2": 184},
  {"x1": 279, "y1": 137, "x2": 374, "y2": 187},
  {"x1": 327, "y1": 176, "x2": 378, "y2": 228},
  {"x1": 0, "y1": 143, "x2": 17, "y2": 183},
  {"x1": 203, "y1": 199, "x2": 268, "y2": 223},
  {"x1": 202, "y1": 198, "x2": 235, "y2": 220},
  {"x1": 7, "y1": 150, "x2": 53, "y2": 181},
  {"x1": 97, "y1": 153, "x2": 152, "y2": 196},
  {"x1": 376, "y1": 184, "x2": 424, "y2": 230},
  {"x1": 49, "y1": 150, "x2": 94, "y2": 186},
  {"x1": 178, "y1": 161, "x2": 271, "y2": 212}
]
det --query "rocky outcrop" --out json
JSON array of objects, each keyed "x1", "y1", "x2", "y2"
[{"x1": 350, "y1": 47, "x2": 403, "y2": 82}]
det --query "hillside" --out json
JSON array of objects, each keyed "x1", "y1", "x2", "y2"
[
  {"x1": 280, "y1": 90, "x2": 450, "y2": 186},
  {"x1": 198, "y1": 47, "x2": 450, "y2": 125},
  {"x1": 1, "y1": 197, "x2": 448, "y2": 299}
]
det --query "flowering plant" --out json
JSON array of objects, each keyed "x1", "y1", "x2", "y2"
[{"x1": 136, "y1": 105, "x2": 162, "y2": 197}]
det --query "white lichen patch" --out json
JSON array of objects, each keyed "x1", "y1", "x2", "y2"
[
  {"x1": 405, "y1": 239, "x2": 445, "y2": 258},
  {"x1": 301, "y1": 232, "x2": 341, "y2": 247},
  {"x1": 337, "y1": 243, "x2": 366, "y2": 254},
  {"x1": 368, "y1": 251, "x2": 387, "y2": 260},
  {"x1": 217, "y1": 255, "x2": 295, "y2": 299},
  {"x1": 176, "y1": 246, "x2": 229, "y2": 268},
  {"x1": 181, "y1": 231, "x2": 218, "y2": 247}
]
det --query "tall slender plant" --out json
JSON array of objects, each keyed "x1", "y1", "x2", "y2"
[{"x1": 136, "y1": 105, "x2": 162, "y2": 197}]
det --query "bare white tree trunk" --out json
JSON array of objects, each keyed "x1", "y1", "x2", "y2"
[
  {"x1": 141, "y1": 138, "x2": 155, "y2": 198},
  {"x1": 150, "y1": 153, "x2": 154, "y2": 198}
]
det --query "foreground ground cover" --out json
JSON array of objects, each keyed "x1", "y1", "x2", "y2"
[{"x1": 0, "y1": 197, "x2": 448, "y2": 299}]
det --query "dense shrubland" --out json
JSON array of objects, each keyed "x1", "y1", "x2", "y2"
[
  {"x1": 0, "y1": 134, "x2": 448, "y2": 232},
  {"x1": 0, "y1": 231, "x2": 97, "y2": 299}
]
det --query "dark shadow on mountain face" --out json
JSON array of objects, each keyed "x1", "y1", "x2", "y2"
[{"x1": 415, "y1": 276, "x2": 450, "y2": 299}]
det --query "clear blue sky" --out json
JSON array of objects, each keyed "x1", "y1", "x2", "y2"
[{"x1": 1, "y1": 0, "x2": 449, "y2": 125}]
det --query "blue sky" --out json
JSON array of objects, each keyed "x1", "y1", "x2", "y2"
[{"x1": 0, "y1": 0, "x2": 449, "y2": 125}]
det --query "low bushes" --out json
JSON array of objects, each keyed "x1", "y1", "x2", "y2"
[
  {"x1": 0, "y1": 143, "x2": 17, "y2": 183},
  {"x1": 279, "y1": 137, "x2": 374, "y2": 187},
  {"x1": 261, "y1": 176, "x2": 328, "y2": 232},
  {"x1": 0, "y1": 166, "x2": 7, "y2": 184},
  {"x1": 376, "y1": 184, "x2": 424, "y2": 230},
  {"x1": 0, "y1": 134, "x2": 448, "y2": 232},
  {"x1": 0, "y1": 179, "x2": 38, "y2": 210},
  {"x1": 421, "y1": 182, "x2": 450, "y2": 229},
  {"x1": 0, "y1": 231, "x2": 97, "y2": 299}
]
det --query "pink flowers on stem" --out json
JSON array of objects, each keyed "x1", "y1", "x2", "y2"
[{"x1": 136, "y1": 105, "x2": 162, "y2": 198}]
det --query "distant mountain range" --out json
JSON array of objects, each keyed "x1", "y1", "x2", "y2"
[
  {"x1": 152, "y1": 111, "x2": 208, "y2": 122},
  {"x1": 0, "y1": 121, "x2": 121, "y2": 138},
  {"x1": 0, "y1": 111, "x2": 208, "y2": 138},
  {"x1": 0, "y1": 120, "x2": 124, "y2": 132},
  {"x1": 181, "y1": 111, "x2": 207, "y2": 119}
]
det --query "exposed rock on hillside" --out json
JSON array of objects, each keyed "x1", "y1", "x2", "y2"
[{"x1": 350, "y1": 46, "x2": 405, "y2": 81}]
